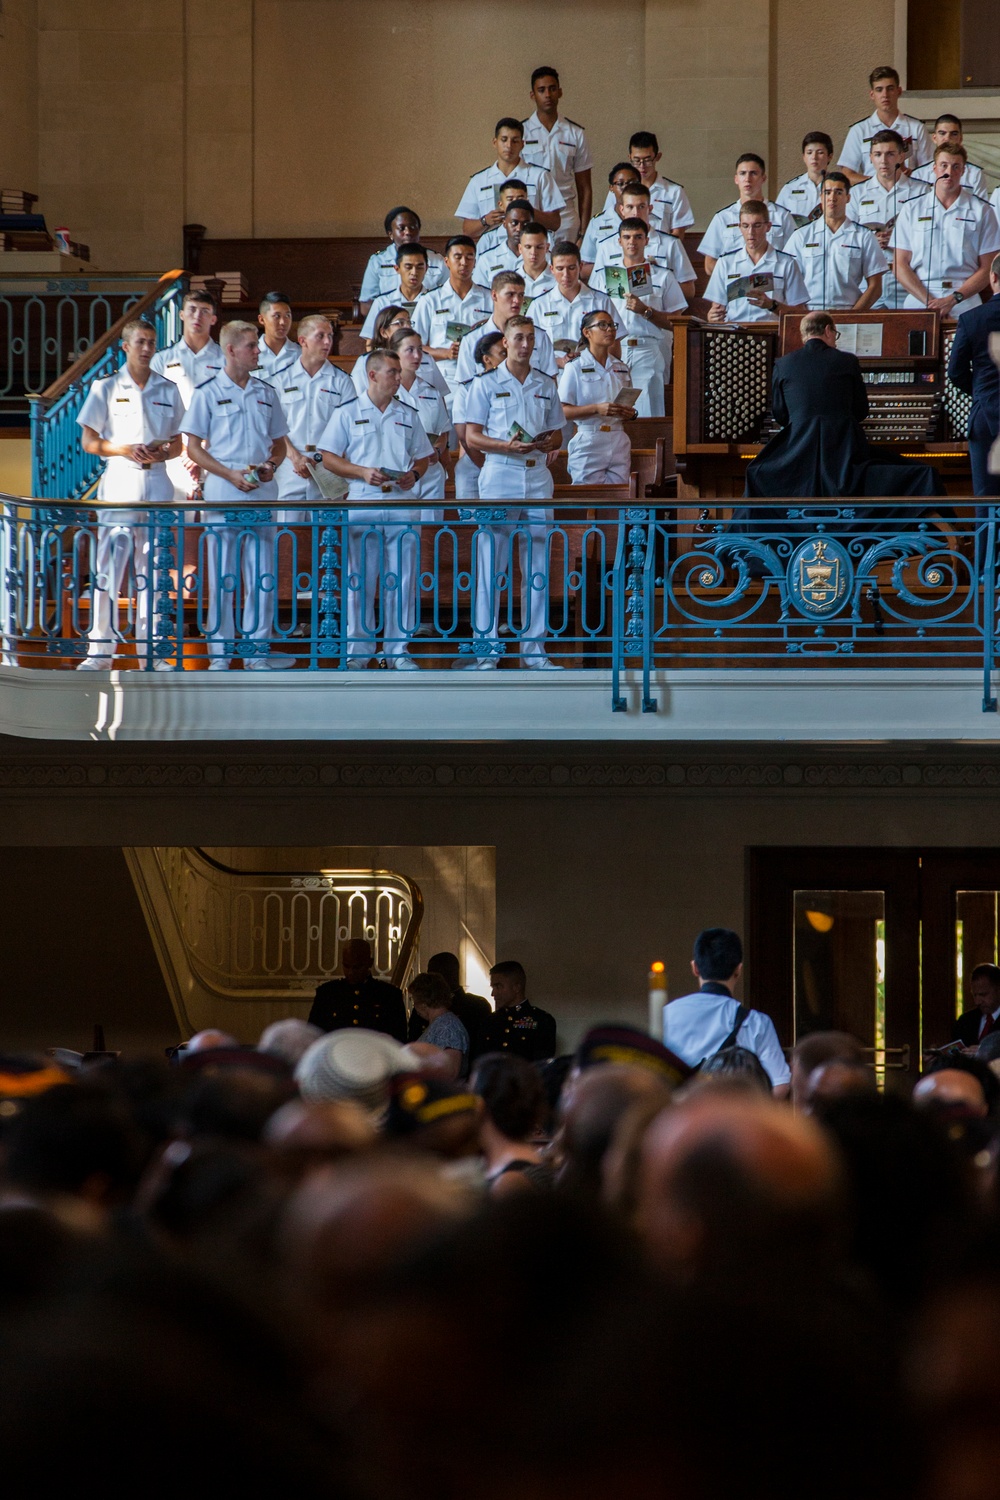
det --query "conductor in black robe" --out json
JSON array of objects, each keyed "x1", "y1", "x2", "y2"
[{"x1": 744, "y1": 312, "x2": 941, "y2": 499}]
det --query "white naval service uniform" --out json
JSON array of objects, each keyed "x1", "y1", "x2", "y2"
[
  {"x1": 698, "y1": 199, "x2": 798, "y2": 260},
  {"x1": 527, "y1": 283, "x2": 625, "y2": 350},
  {"x1": 350, "y1": 349, "x2": 449, "y2": 400},
  {"x1": 471, "y1": 237, "x2": 522, "y2": 288},
  {"x1": 454, "y1": 315, "x2": 557, "y2": 385},
  {"x1": 317, "y1": 393, "x2": 433, "y2": 666},
  {"x1": 464, "y1": 361, "x2": 564, "y2": 663},
  {"x1": 360, "y1": 242, "x2": 447, "y2": 302},
  {"x1": 846, "y1": 174, "x2": 930, "y2": 309},
  {"x1": 412, "y1": 281, "x2": 493, "y2": 393},
  {"x1": 775, "y1": 172, "x2": 825, "y2": 221},
  {"x1": 839, "y1": 111, "x2": 932, "y2": 175},
  {"x1": 912, "y1": 160, "x2": 985, "y2": 196},
  {"x1": 521, "y1": 111, "x2": 593, "y2": 241},
  {"x1": 590, "y1": 228, "x2": 696, "y2": 287},
  {"x1": 455, "y1": 157, "x2": 565, "y2": 224},
  {"x1": 890, "y1": 188, "x2": 1000, "y2": 314},
  {"x1": 270, "y1": 357, "x2": 356, "y2": 518},
  {"x1": 397, "y1": 375, "x2": 451, "y2": 511},
  {"x1": 255, "y1": 334, "x2": 300, "y2": 382},
  {"x1": 452, "y1": 378, "x2": 483, "y2": 500},
  {"x1": 557, "y1": 354, "x2": 634, "y2": 484},
  {"x1": 703, "y1": 245, "x2": 810, "y2": 322},
  {"x1": 784, "y1": 218, "x2": 888, "y2": 309},
  {"x1": 604, "y1": 262, "x2": 687, "y2": 417},
  {"x1": 360, "y1": 290, "x2": 433, "y2": 341},
  {"x1": 599, "y1": 176, "x2": 693, "y2": 234},
  {"x1": 183, "y1": 370, "x2": 289, "y2": 667},
  {"x1": 581, "y1": 209, "x2": 621, "y2": 264},
  {"x1": 75, "y1": 368, "x2": 185, "y2": 667},
  {"x1": 150, "y1": 335, "x2": 225, "y2": 503}
]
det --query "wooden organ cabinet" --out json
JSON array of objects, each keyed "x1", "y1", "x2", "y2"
[{"x1": 672, "y1": 311, "x2": 973, "y2": 500}]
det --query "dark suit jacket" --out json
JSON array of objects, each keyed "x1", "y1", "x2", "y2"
[
  {"x1": 947, "y1": 298, "x2": 1000, "y2": 442},
  {"x1": 308, "y1": 976, "x2": 407, "y2": 1043},
  {"x1": 953, "y1": 1007, "x2": 991, "y2": 1045}
]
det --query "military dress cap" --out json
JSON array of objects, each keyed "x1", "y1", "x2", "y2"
[
  {"x1": 384, "y1": 1073, "x2": 480, "y2": 1138},
  {"x1": 575, "y1": 1024, "x2": 693, "y2": 1087},
  {"x1": 295, "y1": 1028, "x2": 420, "y2": 1116}
]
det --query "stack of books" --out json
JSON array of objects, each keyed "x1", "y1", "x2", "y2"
[
  {"x1": 0, "y1": 189, "x2": 38, "y2": 214},
  {"x1": 190, "y1": 271, "x2": 249, "y2": 305}
]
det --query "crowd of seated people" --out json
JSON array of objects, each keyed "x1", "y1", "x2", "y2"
[
  {"x1": 60, "y1": 62, "x2": 998, "y2": 670},
  {"x1": 3, "y1": 927, "x2": 1000, "y2": 1498}
]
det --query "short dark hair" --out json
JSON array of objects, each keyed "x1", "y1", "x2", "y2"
[
  {"x1": 495, "y1": 116, "x2": 524, "y2": 137},
  {"x1": 471, "y1": 1052, "x2": 546, "y2": 1139},
  {"x1": 934, "y1": 141, "x2": 967, "y2": 163},
  {"x1": 504, "y1": 198, "x2": 534, "y2": 218},
  {"x1": 970, "y1": 962, "x2": 1000, "y2": 988},
  {"x1": 693, "y1": 928, "x2": 743, "y2": 980},
  {"x1": 258, "y1": 290, "x2": 291, "y2": 313},
  {"x1": 182, "y1": 288, "x2": 215, "y2": 310},
  {"x1": 498, "y1": 178, "x2": 528, "y2": 197},
  {"x1": 736, "y1": 152, "x2": 766, "y2": 171},
  {"x1": 370, "y1": 305, "x2": 407, "y2": 347},
  {"x1": 490, "y1": 959, "x2": 526, "y2": 986},
  {"x1": 617, "y1": 216, "x2": 649, "y2": 235},
  {"x1": 444, "y1": 235, "x2": 476, "y2": 255},
  {"x1": 823, "y1": 171, "x2": 851, "y2": 191},
  {"x1": 384, "y1": 205, "x2": 420, "y2": 235},
  {"x1": 700, "y1": 1046, "x2": 772, "y2": 1093},
  {"x1": 621, "y1": 181, "x2": 651, "y2": 200},
  {"x1": 550, "y1": 240, "x2": 581, "y2": 260},
  {"x1": 395, "y1": 242, "x2": 428, "y2": 265},
  {"x1": 869, "y1": 65, "x2": 900, "y2": 88},
  {"x1": 934, "y1": 113, "x2": 963, "y2": 130},
  {"x1": 492, "y1": 270, "x2": 525, "y2": 293},
  {"x1": 531, "y1": 64, "x2": 559, "y2": 87},
  {"x1": 802, "y1": 131, "x2": 834, "y2": 155},
  {"x1": 473, "y1": 330, "x2": 505, "y2": 366},
  {"x1": 519, "y1": 221, "x2": 548, "y2": 240},
  {"x1": 608, "y1": 161, "x2": 641, "y2": 186},
  {"x1": 870, "y1": 128, "x2": 906, "y2": 151},
  {"x1": 427, "y1": 951, "x2": 460, "y2": 989},
  {"x1": 629, "y1": 131, "x2": 659, "y2": 153},
  {"x1": 407, "y1": 971, "x2": 452, "y2": 1009}
]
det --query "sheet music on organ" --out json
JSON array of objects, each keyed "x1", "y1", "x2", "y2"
[{"x1": 837, "y1": 322, "x2": 883, "y2": 357}]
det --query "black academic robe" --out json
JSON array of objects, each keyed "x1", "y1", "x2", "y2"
[{"x1": 744, "y1": 339, "x2": 941, "y2": 499}]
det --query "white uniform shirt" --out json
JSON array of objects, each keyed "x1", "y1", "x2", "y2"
[
  {"x1": 412, "y1": 282, "x2": 493, "y2": 385},
  {"x1": 519, "y1": 269, "x2": 557, "y2": 305},
  {"x1": 912, "y1": 160, "x2": 985, "y2": 196},
  {"x1": 360, "y1": 242, "x2": 447, "y2": 302},
  {"x1": 989, "y1": 184, "x2": 1000, "y2": 226},
  {"x1": 182, "y1": 370, "x2": 288, "y2": 506},
  {"x1": 464, "y1": 360, "x2": 563, "y2": 478},
  {"x1": 528, "y1": 283, "x2": 625, "y2": 347},
  {"x1": 398, "y1": 375, "x2": 451, "y2": 483},
  {"x1": 839, "y1": 111, "x2": 932, "y2": 175},
  {"x1": 77, "y1": 367, "x2": 185, "y2": 504},
  {"x1": 150, "y1": 336, "x2": 225, "y2": 407},
  {"x1": 361, "y1": 289, "x2": 433, "y2": 341},
  {"x1": 454, "y1": 314, "x2": 558, "y2": 384},
  {"x1": 350, "y1": 350, "x2": 448, "y2": 399},
  {"x1": 662, "y1": 988, "x2": 791, "y2": 1087},
  {"x1": 581, "y1": 209, "x2": 620, "y2": 263},
  {"x1": 557, "y1": 353, "x2": 633, "y2": 433},
  {"x1": 605, "y1": 261, "x2": 687, "y2": 343},
  {"x1": 846, "y1": 174, "x2": 931, "y2": 308},
  {"x1": 255, "y1": 334, "x2": 299, "y2": 382},
  {"x1": 591, "y1": 228, "x2": 695, "y2": 286},
  {"x1": 600, "y1": 176, "x2": 693, "y2": 233},
  {"x1": 455, "y1": 157, "x2": 565, "y2": 222},
  {"x1": 704, "y1": 245, "x2": 810, "y2": 322},
  {"x1": 699, "y1": 199, "x2": 797, "y2": 260},
  {"x1": 785, "y1": 217, "x2": 888, "y2": 309},
  {"x1": 891, "y1": 187, "x2": 1000, "y2": 312},
  {"x1": 270, "y1": 358, "x2": 356, "y2": 498},
  {"x1": 775, "y1": 171, "x2": 824, "y2": 222},
  {"x1": 317, "y1": 390, "x2": 433, "y2": 502},
  {"x1": 520, "y1": 111, "x2": 593, "y2": 238}
]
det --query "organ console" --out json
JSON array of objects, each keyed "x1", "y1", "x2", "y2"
[{"x1": 672, "y1": 311, "x2": 973, "y2": 499}]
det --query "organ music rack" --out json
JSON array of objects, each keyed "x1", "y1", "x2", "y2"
[{"x1": 672, "y1": 311, "x2": 972, "y2": 499}]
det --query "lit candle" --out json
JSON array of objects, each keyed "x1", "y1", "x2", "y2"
[{"x1": 648, "y1": 960, "x2": 667, "y2": 1039}]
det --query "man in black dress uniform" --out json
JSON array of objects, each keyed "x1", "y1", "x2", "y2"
[
  {"x1": 407, "y1": 950, "x2": 493, "y2": 1060},
  {"x1": 308, "y1": 937, "x2": 407, "y2": 1043},
  {"x1": 480, "y1": 959, "x2": 557, "y2": 1061},
  {"x1": 744, "y1": 311, "x2": 940, "y2": 498}
]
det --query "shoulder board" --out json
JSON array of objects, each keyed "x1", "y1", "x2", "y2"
[
  {"x1": 718, "y1": 247, "x2": 744, "y2": 260},
  {"x1": 564, "y1": 116, "x2": 586, "y2": 129},
  {"x1": 597, "y1": 229, "x2": 621, "y2": 245},
  {"x1": 534, "y1": 369, "x2": 558, "y2": 384},
  {"x1": 774, "y1": 250, "x2": 795, "y2": 263},
  {"x1": 969, "y1": 189, "x2": 992, "y2": 207},
  {"x1": 473, "y1": 163, "x2": 494, "y2": 174},
  {"x1": 849, "y1": 115, "x2": 869, "y2": 127},
  {"x1": 193, "y1": 375, "x2": 219, "y2": 390}
]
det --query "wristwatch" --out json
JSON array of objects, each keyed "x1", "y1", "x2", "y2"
[
  {"x1": 770, "y1": 299, "x2": 779, "y2": 313},
  {"x1": 952, "y1": 290, "x2": 966, "y2": 304}
]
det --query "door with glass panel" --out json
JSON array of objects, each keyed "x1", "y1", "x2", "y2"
[{"x1": 919, "y1": 852, "x2": 1000, "y2": 1053}]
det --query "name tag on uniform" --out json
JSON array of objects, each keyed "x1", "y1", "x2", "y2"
[
  {"x1": 216, "y1": 398, "x2": 233, "y2": 406},
  {"x1": 917, "y1": 216, "x2": 933, "y2": 222},
  {"x1": 805, "y1": 242, "x2": 819, "y2": 249},
  {"x1": 166, "y1": 361, "x2": 183, "y2": 369},
  {"x1": 581, "y1": 366, "x2": 596, "y2": 373},
  {"x1": 542, "y1": 310, "x2": 560, "y2": 318},
  {"x1": 860, "y1": 199, "x2": 875, "y2": 207},
  {"x1": 282, "y1": 385, "x2": 300, "y2": 393},
  {"x1": 115, "y1": 397, "x2": 131, "y2": 403},
  {"x1": 495, "y1": 391, "x2": 511, "y2": 398},
  {"x1": 354, "y1": 418, "x2": 370, "y2": 425}
]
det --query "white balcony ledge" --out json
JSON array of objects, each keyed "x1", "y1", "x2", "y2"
[{"x1": 0, "y1": 665, "x2": 998, "y2": 744}]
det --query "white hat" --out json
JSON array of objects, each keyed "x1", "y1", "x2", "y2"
[{"x1": 295, "y1": 1029, "x2": 420, "y2": 1117}]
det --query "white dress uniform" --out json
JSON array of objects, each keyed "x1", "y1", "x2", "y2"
[
  {"x1": 703, "y1": 245, "x2": 810, "y2": 322},
  {"x1": 350, "y1": 349, "x2": 449, "y2": 400},
  {"x1": 775, "y1": 172, "x2": 824, "y2": 222},
  {"x1": 270, "y1": 357, "x2": 357, "y2": 518},
  {"x1": 784, "y1": 217, "x2": 888, "y2": 309},
  {"x1": 360, "y1": 290, "x2": 433, "y2": 342},
  {"x1": 255, "y1": 334, "x2": 299, "y2": 382},
  {"x1": 989, "y1": 185, "x2": 1000, "y2": 227},
  {"x1": 412, "y1": 282, "x2": 493, "y2": 393},
  {"x1": 360, "y1": 243, "x2": 447, "y2": 302},
  {"x1": 520, "y1": 112, "x2": 594, "y2": 241},
  {"x1": 698, "y1": 199, "x2": 797, "y2": 260},
  {"x1": 581, "y1": 209, "x2": 620, "y2": 263},
  {"x1": 317, "y1": 392, "x2": 433, "y2": 666},
  {"x1": 527, "y1": 283, "x2": 625, "y2": 349},
  {"x1": 912, "y1": 159, "x2": 985, "y2": 196},
  {"x1": 846, "y1": 175, "x2": 931, "y2": 309},
  {"x1": 75, "y1": 368, "x2": 185, "y2": 667},
  {"x1": 600, "y1": 176, "x2": 693, "y2": 233},
  {"x1": 604, "y1": 262, "x2": 687, "y2": 418},
  {"x1": 452, "y1": 378, "x2": 483, "y2": 500},
  {"x1": 839, "y1": 111, "x2": 932, "y2": 175},
  {"x1": 557, "y1": 354, "x2": 634, "y2": 484},
  {"x1": 464, "y1": 361, "x2": 564, "y2": 664},
  {"x1": 455, "y1": 158, "x2": 565, "y2": 223},
  {"x1": 182, "y1": 370, "x2": 289, "y2": 666},
  {"x1": 471, "y1": 238, "x2": 522, "y2": 288},
  {"x1": 891, "y1": 188, "x2": 1000, "y2": 314},
  {"x1": 150, "y1": 335, "x2": 225, "y2": 503},
  {"x1": 397, "y1": 375, "x2": 451, "y2": 511},
  {"x1": 519, "y1": 269, "x2": 557, "y2": 305},
  {"x1": 454, "y1": 315, "x2": 557, "y2": 385},
  {"x1": 590, "y1": 229, "x2": 696, "y2": 287}
]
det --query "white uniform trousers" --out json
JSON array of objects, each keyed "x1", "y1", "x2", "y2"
[
  {"x1": 567, "y1": 424, "x2": 631, "y2": 484},
  {"x1": 620, "y1": 334, "x2": 670, "y2": 419},
  {"x1": 200, "y1": 514, "x2": 278, "y2": 663},
  {"x1": 472, "y1": 506, "x2": 553, "y2": 661},
  {"x1": 454, "y1": 450, "x2": 482, "y2": 501},
  {"x1": 84, "y1": 510, "x2": 153, "y2": 665},
  {"x1": 347, "y1": 508, "x2": 420, "y2": 663},
  {"x1": 416, "y1": 457, "x2": 446, "y2": 524}
]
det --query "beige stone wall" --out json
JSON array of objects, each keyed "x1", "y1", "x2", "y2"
[{"x1": 3, "y1": 0, "x2": 900, "y2": 271}]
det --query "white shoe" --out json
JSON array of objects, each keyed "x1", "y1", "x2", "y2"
[
  {"x1": 389, "y1": 654, "x2": 420, "y2": 671},
  {"x1": 345, "y1": 657, "x2": 371, "y2": 671},
  {"x1": 208, "y1": 658, "x2": 232, "y2": 671},
  {"x1": 459, "y1": 655, "x2": 498, "y2": 670},
  {"x1": 244, "y1": 653, "x2": 297, "y2": 671},
  {"x1": 77, "y1": 657, "x2": 110, "y2": 671},
  {"x1": 153, "y1": 661, "x2": 178, "y2": 673},
  {"x1": 522, "y1": 653, "x2": 564, "y2": 671}
]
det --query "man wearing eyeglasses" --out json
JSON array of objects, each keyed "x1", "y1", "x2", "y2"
[
  {"x1": 581, "y1": 163, "x2": 641, "y2": 271},
  {"x1": 597, "y1": 132, "x2": 693, "y2": 240},
  {"x1": 785, "y1": 173, "x2": 887, "y2": 310}
]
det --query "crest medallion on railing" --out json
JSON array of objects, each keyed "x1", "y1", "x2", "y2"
[{"x1": 787, "y1": 536, "x2": 851, "y2": 618}]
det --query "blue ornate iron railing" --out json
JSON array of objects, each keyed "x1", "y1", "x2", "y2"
[
  {"x1": 28, "y1": 271, "x2": 186, "y2": 500},
  {"x1": 0, "y1": 495, "x2": 995, "y2": 711}
]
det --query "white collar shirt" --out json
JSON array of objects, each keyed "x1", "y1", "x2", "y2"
[
  {"x1": 775, "y1": 171, "x2": 824, "y2": 221},
  {"x1": 270, "y1": 357, "x2": 356, "y2": 454},
  {"x1": 846, "y1": 175, "x2": 931, "y2": 309},
  {"x1": 520, "y1": 268, "x2": 557, "y2": 304},
  {"x1": 912, "y1": 160, "x2": 985, "y2": 196},
  {"x1": 663, "y1": 988, "x2": 790, "y2": 1086},
  {"x1": 455, "y1": 156, "x2": 566, "y2": 221},
  {"x1": 182, "y1": 369, "x2": 288, "y2": 505},
  {"x1": 150, "y1": 336, "x2": 224, "y2": 408},
  {"x1": 839, "y1": 111, "x2": 932, "y2": 174},
  {"x1": 520, "y1": 111, "x2": 593, "y2": 233},
  {"x1": 528, "y1": 282, "x2": 625, "y2": 346},
  {"x1": 703, "y1": 245, "x2": 810, "y2": 322},
  {"x1": 76, "y1": 367, "x2": 185, "y2": 504},
  {"x1": 600, "y1": 177, "x2": 690, "y2": 233},
  {"x1": 581, "y1": 209, "x2": 619, "y2": 262},
  {"x1": 397, "y1": 375, "x2": 451, "y2": 457},
  {"x1": 412, "y1": 282, "x2": 494, "y2": 384},
  {"x1": 360, "y1": 289, "x2": 432, "y2": 341},
  {"x1": 360, "y1": 242, "x2": 447, "y2": 302},
  {"x1": 557, "y1": 353, "x2": 633, "y2": 432},
  {"x1": 591, "y1": 228, "x2": 695, "y2": 285},
  {"x1": 604, "y1": 260, "x2": 687, "y2": 340},
  {"x1": 454, "y1": 314, "x2": 557, "y2": 384},
  {"x1": 451, "y1": 379, "x2": 474, "y2": 425},
  {"x1": 472, "y1": 238, "x2": 522, "y2": 287},
  {"x1": 464, "y1": 360, "x2": 563, "y2": 470},
  {"x1": 991, "y1": 184, "x2": 1000, "y2": 225},
  {"x1": 891, "y1": 188, "x2": 1000, "y2": 312},
  {"x1": 317, "y1": 390, "x2": 433, "y2": 502},
  {"x1": 255, "y1": 334, "x2": 300, "y2": 382},
  {"x1": 980, "y1": 1005, "x2": 1000, "y2": 1038},
  {"x1": 699, "y1": 199, "x2": 797, "y2": 260},
  {"x1": 785, "y1": 217, "x2": 888, "y2": 309},
  {"x1": 350, "y1": 349, "x2": 448, "y2": 399}
]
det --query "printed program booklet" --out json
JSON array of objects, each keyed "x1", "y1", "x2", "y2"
[
  {"x1": 792, "y1": 203, "x2": 822, "y2": 229},
  {"x1": 604, "y1": 263, "x2": 650, "y2": 299},
  {"x1": 726, "y1": 271, "x2": 774, "y2": 303},
  {"x1": 508, "y1": 421, "x2": 538, "y2": 445}
]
